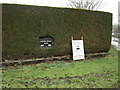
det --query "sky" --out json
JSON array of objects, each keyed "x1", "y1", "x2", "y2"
[{"x1": 0, "y1": 0, "x2": 120, "y2": 24}]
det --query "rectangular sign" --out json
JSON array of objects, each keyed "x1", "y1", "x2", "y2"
[{"x1": 72, "y1": 39, "x2": 85, "y2": 60}]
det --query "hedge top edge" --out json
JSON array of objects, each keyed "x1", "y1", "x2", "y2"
[{"x1": 1, "y1": 3, "x2": 112, "y2": 14}]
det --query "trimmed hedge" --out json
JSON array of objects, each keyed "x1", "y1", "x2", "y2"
[{"x1": 2, "y1": 4, "x2": 112, "y2": 60}]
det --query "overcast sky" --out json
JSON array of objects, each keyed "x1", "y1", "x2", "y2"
[{"x1": 0, "y1": 0, "x2": 120, "y2": 24}]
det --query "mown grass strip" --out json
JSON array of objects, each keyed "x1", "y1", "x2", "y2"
[{"x1": 1, "y1": 46, "x2": 118, "y2": 88}]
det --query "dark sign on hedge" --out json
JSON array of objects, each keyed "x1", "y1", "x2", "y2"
[{"x1": 39, "y1": 36, "x2": 54, "y2": 48}]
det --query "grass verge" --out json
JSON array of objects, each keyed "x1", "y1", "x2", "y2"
[{"x1": 1, "y1": 46, "x2": 118, "y2": 88}]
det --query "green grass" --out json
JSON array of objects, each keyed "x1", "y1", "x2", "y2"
[{"x1": 1, "y1": 46, "x2": 118, "y2": 88}]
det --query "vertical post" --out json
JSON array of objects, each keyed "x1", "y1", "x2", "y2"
[
  {"x1": 81, "y1": 37, "x2": 83, "y2": 40},
  {"x1": 71, "y1": 37, "x2": 73, "y2": 40},
  {"x1": 81, "y1": 37, "x2": 85, "y2": 63},
  {"x1": 71, "y1": 37, "x2": 73, "y2": 60}
]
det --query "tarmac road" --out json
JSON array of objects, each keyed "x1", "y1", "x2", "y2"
[{"x1": 111, "y1": 37, "x2": 120, "y2": 51}]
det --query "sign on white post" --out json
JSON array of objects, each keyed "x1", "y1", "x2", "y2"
[{"x1": 72, "y1": 37, "x2": 85, "y2": 60}]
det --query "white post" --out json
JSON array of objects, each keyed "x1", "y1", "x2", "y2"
[
  {"x1": 81, "y1": 37, "x2": 83, "y2": 40},
  {"x1": 71, "y1": 37, "x2": 73, "y2": 40}
]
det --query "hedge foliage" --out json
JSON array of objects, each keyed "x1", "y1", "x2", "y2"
[{"x1": 2, "y1": 4, "x2": 112, "y2": 60}]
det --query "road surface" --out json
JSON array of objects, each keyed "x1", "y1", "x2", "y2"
[{"x1": 111, "y1": 37, "x2": 120, "y2": 51}]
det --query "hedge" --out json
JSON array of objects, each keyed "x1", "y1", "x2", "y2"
[{"x1": 2, "y1": 4, "x2": 112, "y2": 60}]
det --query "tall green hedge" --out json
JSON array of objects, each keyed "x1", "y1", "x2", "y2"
[{"x1": 2, "y1": 4, "x2": 112, "y2": 60}]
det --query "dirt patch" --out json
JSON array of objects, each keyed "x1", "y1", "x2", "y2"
[{"x1": 33, "y1": 70, "x2": 116, "y2": 84}]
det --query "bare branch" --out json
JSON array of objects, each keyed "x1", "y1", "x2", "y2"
[
  {"x1": 12, "y1": 0, "x2": 17, "y2": 4},
  {"x1": 67, "y1": 0, "x2": 103, "y2": 10}
]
